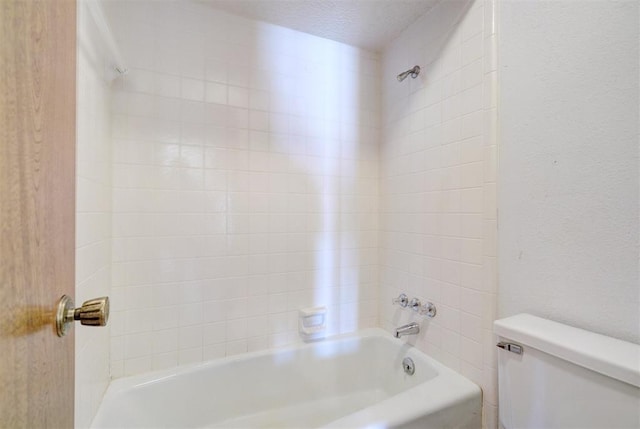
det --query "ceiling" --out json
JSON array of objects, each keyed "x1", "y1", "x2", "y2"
[{"x1": 198, "y1": 0, "x2": 440, "y2": 52}]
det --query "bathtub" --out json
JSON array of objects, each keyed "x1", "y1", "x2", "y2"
[{"x1": 91, "y1": 329, "x2": 481, "y2": 428}]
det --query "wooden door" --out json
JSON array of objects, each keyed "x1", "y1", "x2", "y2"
[{"x1": 0, "y1": 0, "x2": 77, "y2": 427}]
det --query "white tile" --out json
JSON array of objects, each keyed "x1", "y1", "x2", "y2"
[
  {"x1": 249, "y1": 110, "x2": 269, "y2": 131},
  {"x1": 153, "y1": 352, "x2": 178, "y2": 371},
  {"x1": 460, "y1": 336, "x2": 483, "y2": 369},
  {"x1": 460, "y1": 305, "x2": 483, "y2": 336},
  {"x1": 102, "y1": 7, "x2": 498, "y2": 414},
  {"x1": 228, "y1": 86, "x2": 249, "y2": 108},
  {"x1": 461, "y1": 1, "x2": 484, "y2": 40},
  {"x1": 206, "y1": 58, "x2": 227, "y2": 83},
  {"x1": 155, "y1": 74, "x2": 181, "y2": 97},
  {"x1": 226, "y1": 339, "x2": 248, "y2": 356},
  {"x1": 203, "y1": 322, "x2": 226, "y2": 345},
  {"x1": 124, "y1": 332, "x2": 153, "y2": 359},
  {"x1": 483, "y1": 0, "x2": 496, "y2": 38},
  {"x1": 461, "y1": 59, "x2": 483, "y2": 90},
  {"x1": 179, "y1": 302, "x2": 204, "y2": 326},
  {"x1": 124, "y1": 356, "x2": 153, "y2": 376},
  {"x1": 179, "y1": 325, "x2": 203, "y2": 349},
  {"x1": 205, "y1": 82, "x2": 227, "y2": 104},
  {"x1": 181, "y1": 78, "x2": 205, "y2": 101},
  {"x1": 249, "y1": 89, "x2": 270, "y2": 111},
  {"x1": 247, "y1": 335, "x2": 268, "y2": 352},
  {"x1": 226, "y1": 298, "x2": 248, "y2": 319},
  {"x1": 226, "y1": 318, "x2": 248, "y2": 340},
  {"x1": 202, "y1": 300, "x2": 228, "y2": 323},
  {"x1": 203, "y1": 343, "x2": 226, "y2": 360},
  {"x1": 228, "y1": 107, "x2": 249, "y2": 129},
  {"x1": 461, "y1": 33, "x2": 483, "y2": 66},
  {"x1": 484, "y1": 35, "x2": 497, "y2": 73},
  {"x1": 461, "y1": 111, "x2": 483, "y2": 139},
  {"x1": 153, "y1": 329, "x2": 178, "y2": 354},
  {"x1": 178, "y1": 347, "x2": 203, "y2": 365}
]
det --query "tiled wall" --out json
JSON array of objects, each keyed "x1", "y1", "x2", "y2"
[
  {"x1": 379, "y1": 0, "x2": 498, "y2": 427},
  {"x1": 75, "y1": 1, "x2": 113, "y2": 426},
  {"x1": 104, "y1": 1, "x2": 380, "y2": 378}
]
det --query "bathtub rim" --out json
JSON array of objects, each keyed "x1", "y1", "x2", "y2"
[
  {"x1": 103, "y1": 328, "x2": 426, "y2": 393},
  {"x1": 94, "y1": 328, "x2": 482, "y2": 428}
]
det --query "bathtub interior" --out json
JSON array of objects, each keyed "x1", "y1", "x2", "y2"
[{"x1": 92, "y1": 333, "x2": 444, "y2": 428}]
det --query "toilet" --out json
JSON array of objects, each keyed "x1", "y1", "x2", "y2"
[{"x1": 494, "y1": 314, "x2": 640, "y2": 429}]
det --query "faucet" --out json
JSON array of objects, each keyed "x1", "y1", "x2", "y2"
[{"x1": 394, "y1": 322, "x2": 419, "y2": 338}]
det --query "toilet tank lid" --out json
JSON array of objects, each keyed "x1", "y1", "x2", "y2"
[{"x1": 494, "y1": 314, "x2": 640, "y2": 388}]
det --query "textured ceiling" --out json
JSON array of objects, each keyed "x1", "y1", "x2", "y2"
[{"x1": 198, "y1": 0, "x2": 440, "y2": 52}]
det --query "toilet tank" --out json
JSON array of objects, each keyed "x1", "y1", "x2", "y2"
[{"x1": 494, "y1": 314, "x2": 640, "y2": 429}]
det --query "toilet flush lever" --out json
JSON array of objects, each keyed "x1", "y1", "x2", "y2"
[
  {"x1": 56, "y1": 295, "x2": 109, "y2": 337},
  {"x1": 497, "y1": 341, "x2": 523, "y2": 354}
]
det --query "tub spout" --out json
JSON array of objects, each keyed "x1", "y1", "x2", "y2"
[{"x1": 394, "y1": 322, "x2": 419, "y2": 338}]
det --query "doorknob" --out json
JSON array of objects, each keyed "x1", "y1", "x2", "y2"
[{"x1": 55, "y1": 295, "x2": 109, "y2": 337}]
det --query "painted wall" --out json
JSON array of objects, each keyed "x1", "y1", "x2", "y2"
[
  {"x1": 75, "y1": 1, "x2": 113, "y2": 426},
  {"x1": 103, "y1": 1, "x2": 380, "y2": 378},
  {"x1": 498, "y1": 1, "x2": 639, "y2": 344},
  {"x1": 379, "y1": 0, "x2": 499, "y2": 426}
]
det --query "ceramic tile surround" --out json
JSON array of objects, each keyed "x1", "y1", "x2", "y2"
[
  {"x1": 378, "y1": 0, "x2": 498, "y2": 427},
  {"x1": 76, "y1": 0, "x2": 499, "y2": 426},
  {"x1": 104, "y1": 1, "x2": 380, "y2": 378},
  {"x1": 76, "y1": 1, "x2": 113, "y2": 427}
]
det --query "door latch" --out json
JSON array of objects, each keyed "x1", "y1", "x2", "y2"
[{"x1": 56, "y1": 295, "x2": 109, "y2": 337}]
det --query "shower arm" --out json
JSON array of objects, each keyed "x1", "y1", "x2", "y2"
[{"x1": 397, "y1": 65, "x2": 421, "y2": 82}]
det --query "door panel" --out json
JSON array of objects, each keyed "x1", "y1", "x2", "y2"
[{"x1": 0, "y1": 0, "x2": 76, "y2": 427}]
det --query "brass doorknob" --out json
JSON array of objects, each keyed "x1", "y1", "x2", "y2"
[{"x1": 56, "y1": 295, "x2": 109, "y2": 337}]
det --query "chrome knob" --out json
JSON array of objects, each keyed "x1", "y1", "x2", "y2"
[
  {"x1": 409, "y1": 297, "x2": 437, "y2": 318},
  {"x1": 56, "y1": 295, "x2": 109, "y2": 337},
  {"x1": 424, "y1": 303, "x2": 437, "y2": 318},
  {"x1": 392, "y1": 293, "x2": 408, "y2": 308},
  {"x1": 409, "y1": 297, "x2": 421, "y2": 311}
]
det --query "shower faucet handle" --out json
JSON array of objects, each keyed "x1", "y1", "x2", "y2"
[
  {"x1": 392, "y1": 293, "x2": 409, "y2": 308},
  {"x1": 409, "y1": 297, "x2": 437, "y2": 318}
]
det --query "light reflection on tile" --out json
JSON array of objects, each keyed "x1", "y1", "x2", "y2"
[{"x1": 108, "y1": 0, "x2": 380, "y2": 382}]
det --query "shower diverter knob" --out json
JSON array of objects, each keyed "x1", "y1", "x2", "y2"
[
  {"x1": 409, "y1": 297, "x2": 437, "y2": 318},
  {"x1": 56, "y1": 295, "x2": 110, "y2": 337}
]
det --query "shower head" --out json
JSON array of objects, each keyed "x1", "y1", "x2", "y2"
[{"x1": 397, "y1": 65, "x2": 421, "y2": 82}]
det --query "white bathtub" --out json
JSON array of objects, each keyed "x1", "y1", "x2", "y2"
[{"x1": 91, "y1": 329, "x2": 481, "y2": 428}]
